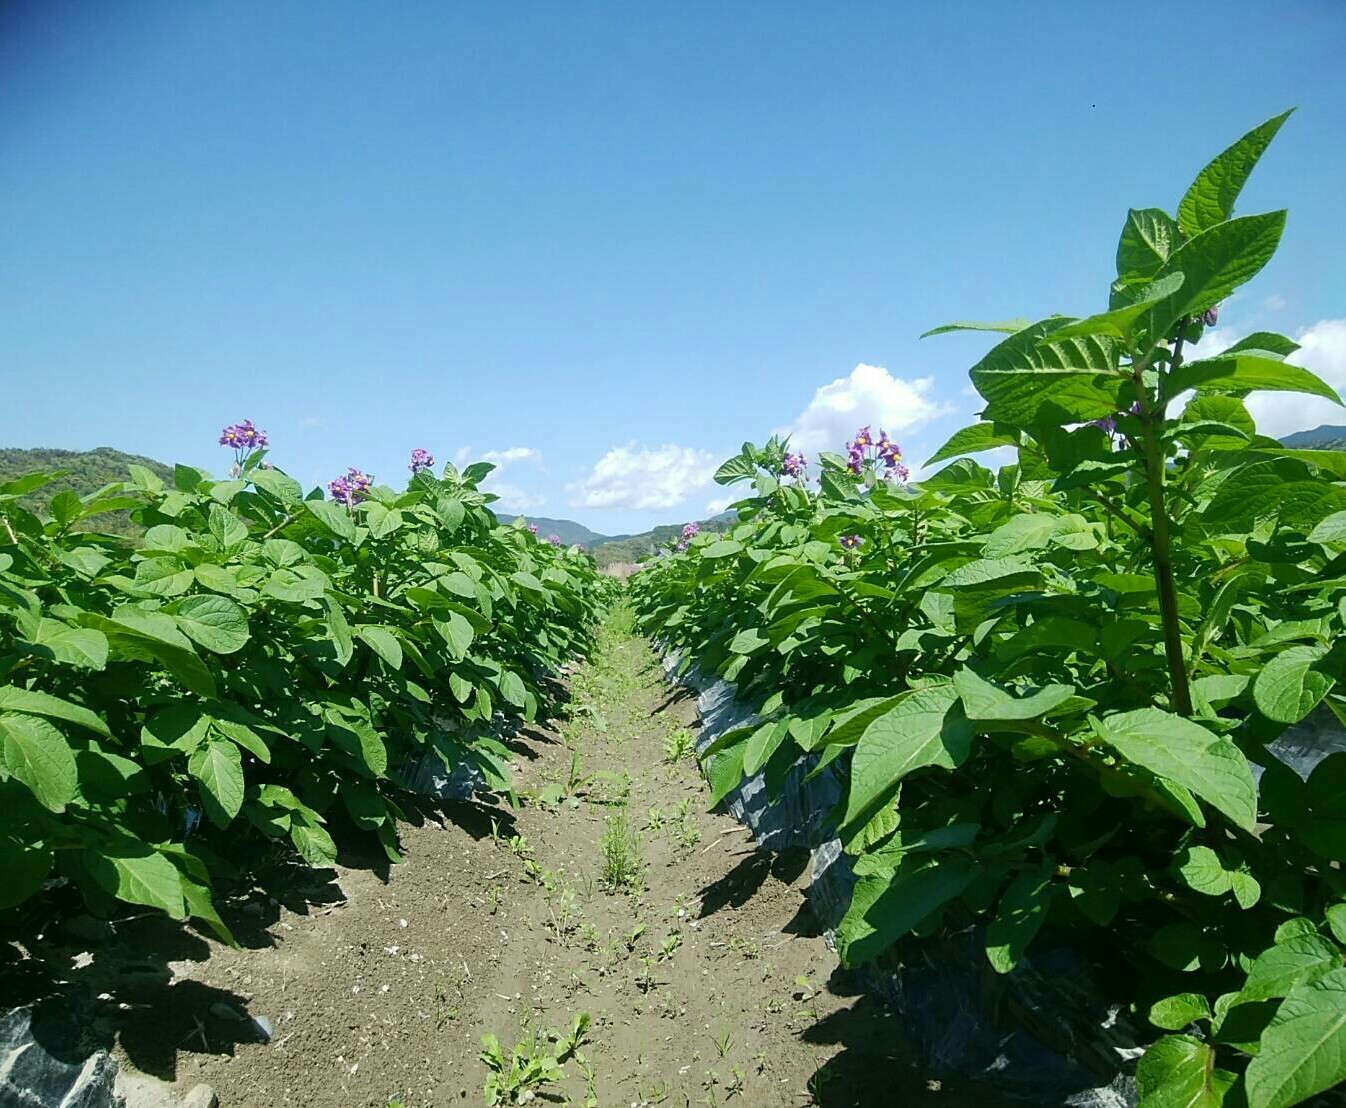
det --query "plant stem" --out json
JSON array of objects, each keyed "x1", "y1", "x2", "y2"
[
  {"x1": 262, "y1": 511, "x2": 300, "y2": 540},
  {"x1": 1138, "y1": 334, "x2": 1194, "y2": 716}
]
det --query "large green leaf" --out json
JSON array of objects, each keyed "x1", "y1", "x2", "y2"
[
  {"x1": 920, "y1": 319, "x2": 1031, "y2": 338},
  {"x1": 356, "y1": 625, "x2": 404, "y2": 670},
  {"x1": 172, "y1": 594, "x2": 251, "y2": 654},
  {"x1": 0, "y1": 713, "x2": 78, "y2": 812},
  {"x1": 0, "y1": 686, "x2": 111, "y2": 736},
  {"x1": 969, "y1": 320, "x2": 1122, "y2": 426},
  {"x1": 304, "y1": 499, "x2": 358, "y2": 541},
  {"x1": 188, "y1": 738, "x2": 245, "y2": 829},
  {"x1": 985, "y1": 861, "x2": 1054, "y2": 974},
  {"x1": 837, "y1": 856, "x2": 975, "y2": 966},
  {"x1": 924, "y1": 422, "x2": 1019, "y2": 467},
  {"x1": 1254, "y1": 645, "x2": 1333, "y2": 725},
  {"x1": 1090, "y1": 709, "x2": 1257, "y2": 831},
  {"x1": 842, "y1": 685, "x2": 974, "y2": 836},
  {"x1": 1117, "y1": 208, "x2": 1180, "y2": 280},
  {"x1": 953, "y1": 668, "x2": 1074, "y2": 722},
  {"x1": 1244, "y1": 967, "x2": 1346, "y2": 1108},
  {"x1": 1238, "y1": 934, "x2": 1343, "y2": 1003},
  {"x1": 1165, "y1": 355, "x2": 1340, "y2": 405},
  {"x1": 1052, "y1": 272, "x2": 1186, "y2": 341},
  {"x1": 21, "y1": 619, "x2": 109, "y2": 670},
  {"x1": 1145, "y1": 211, "x2": 1286, "y2": 338},
  {"x1": 84, "y1": 844, "x2": 188, "y2": 919},
  {"x1": 1177, "y1": 110, "x2": 1293, "y2": 238},
  {"x1": 1135, "y1": 1035, "x2": 1234, "y2": 1108}
]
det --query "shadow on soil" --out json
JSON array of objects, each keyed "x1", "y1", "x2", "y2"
[{"x1": 696, "y1": 846, "x2": 810, "y2": 918}]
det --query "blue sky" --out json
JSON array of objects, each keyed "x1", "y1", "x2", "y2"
[{"x1": 3, "y1": 2, "x2": 1345, "y2": 534}]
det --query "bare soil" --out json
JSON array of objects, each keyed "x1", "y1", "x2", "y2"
[{"x1": 17, "y1": 615, "x2": 987, "y2": 1107}]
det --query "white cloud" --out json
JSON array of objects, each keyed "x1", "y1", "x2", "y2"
[
  {"x1": 1243, "y1": 318, "x2": 1346, "y2": 438},
  {"x1": 567, "y1": 443, "x2": 716, "y2": 510},
  {"x1": 454, "y1": 444, "x2": 547, "y2": 511},
  {"x1": 300, "y1": 416, "x2": 324, "y2": 429},
  {"x1": 705, "y1": 496, "x2": 734, "y2": 515},
  {"x1": 488, "y1": 482, "x2": 546, "y2": 512},
  {"x1": 777, "y1": 363, "x2": 956, "y2": 455},
  {"x1": 1264, "y1": 294, "x2": 1288, "y2": 313},
  {"x1": 481, "y1": 446, "x2": 540, "y2": 466}
]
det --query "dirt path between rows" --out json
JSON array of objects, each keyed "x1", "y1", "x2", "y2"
[{"x1": 97, "y1": 607, "x2": 977, "y2": 1107}]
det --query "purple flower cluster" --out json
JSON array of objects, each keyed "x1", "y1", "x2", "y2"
[
  {"x1": 1202, "y1": 305, "x2": 1220, "y2": 328},
  {"x1": 547, "y1": 534, "x2": 563, "y2": 547},
  {"x1": 846, "y1": 426, "x2": 909, "y2": 481},
  {"x1": 329, "y1": 467, "x2": 374, "y2": 507},
  {"x1": 675, "y1": 521, "x2": 700, "y2": 553},
  {"x1": 528, "y1": 523, "x2": 539, "y2": 535},
  {"x1": 219, "y1": 420, "x2": 269, "y2": 472},
  {"x1": 782, "y1": 452, "x2": 808, "y2": 479},
  {"x1": 839, "y1": 534, "x2": 864, "y2": 551},
  {"x1": 408, "y1": 447, "x2": 435, "y2": 474}
]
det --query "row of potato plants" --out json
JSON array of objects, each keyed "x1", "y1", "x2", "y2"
[
  {"x1": 631, "y1": 112, "x2": 1346, "y2": 1107},
  {"x1": 0, "y1": 440, "x2": 615, "y2": 942}
]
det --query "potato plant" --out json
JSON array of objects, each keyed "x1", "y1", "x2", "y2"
[
  {"x1": 631, "y1": 112, "x2": 1346, "y2": 1106},
  {"x1": 0, "y1": 438, "x2": 614, "y2": 940}
]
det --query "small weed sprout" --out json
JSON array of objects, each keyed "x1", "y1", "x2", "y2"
[
  {"x1": 600, "y1": 812, "x2": 643, "y2": 893},
  {"x1": 663, "y1": 726, "x2": 696, "y2": 763}
]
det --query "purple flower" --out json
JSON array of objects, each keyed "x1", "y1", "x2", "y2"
[
  {"x1": 329, "y1": 467, "x2": 374, "y2": 507},
  {"x1": 682, "y1": 522, "x2": 700, "y2": 540},
  {"x1": 1088, "y1": 416, "x2": 1117, "y2": 434},
  {"x1": 548, "y1": 533, "x2": 563, "y2": 547},
  {"x1": 219, "y1": 420, "x2": 269, "y2": 465},
  {"x1": 528, "y1": 523, "x2": 539, "y2": 535},
  {"x1": 782, "y1": 452, "x2": 808, "y2": 478},
  {"x1": 1202, "y1": 305, "x2": 1220, "y2": 328},
  {"x1": 408, "y1": 447, "x2": 435, "y2": 474},
  {"x1": 845, "y1": 427, "x2": 904, "y2": 479},
  {"x1": 839, "y1": 534, "x2": 864, "y2": 550},
  {"x1": 675, "y1": 539, "x2": 689, "y2": 553}
]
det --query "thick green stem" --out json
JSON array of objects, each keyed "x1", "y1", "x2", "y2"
[{"x1": 1138, "y1": 336, "x2": 1194, "y2": 716}]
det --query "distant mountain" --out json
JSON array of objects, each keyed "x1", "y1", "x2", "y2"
[
  {"x1": 0, "y1": 446, "x2": 173, "y2": 535},
  {"x1": 499, "y1": 515, "x2": 616, "y2": 548},
  {"x1": 1280, "y1": 425, "x2": 1346, "y2": 451},
  {"x1": 591, "y1": 511, "x2": 737, "y2": 568}
]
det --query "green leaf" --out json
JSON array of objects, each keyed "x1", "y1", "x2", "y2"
[
  {"x1": 969, "y1": 320, "x2": 1123, "y2": 426},
  {"x1": 713, "y1": 453, "x2": 759, "y2": 486},
  {"x1": 1176, "y1": 845, "x2": 1234, "y2": 897},
  {"x1": 1149, "y1": 994, "x2": 1213, "y2": 1031},
  {"x1": 356, "y1": 625, "x2": 403, "y2": 670},
  {"x1": 920, "y1": 319, "x2": 1031, "y2": 338},
  {"x1": 1177, "y1": 109, "x2": 1293, "y2": 238},
  {"x1": 842, "y1": 686, "x2": 974, "y2": 836},
  {"x1": 837, "y1": 856, "x2": 976, "y2": 966},
  {"x1": 1117, "y1": 208, "x2": 1180, "y2": 280},
  {"x1": 703, "y1": 540, "x2": 743, "y2": 558},
  {"x1": 132, "y1": 557, "x2": 195, "y2": 597},
  {"x1": 1145, "y1": 211, "x2": 1287, "y2": 337},
  {"x1": 1254, "y1": 645, "x2": 1333, "y2": 724},
  {"x1": 985, "y1": 862, "x2": 1053, "y2": 974},
  {"x1": 498, "y1": 670, "x2": 527, "y2": 708},
  {"x1": 1165, "y1": 355, "x2": 1340, "y2": 406},
  {"x1": 1240, "y1": 933, "x2": 1343, "y2": 1003},
  {"x1": 1244, "y1": 967, "x2": 1346, "y2": 1108},
  {"x1": 305, "y1": 499, "x2": 357, "y2": 541},
  {"x1": 1135, "y1": 1034, "x2": 1234, "y2": 1108},
  {"x1": 0, "y1": 686, "x2": 111, "y2": 736},
  {"x1": 249, "y1": 466, "x2": 303, "y2": 507},
  {"x1": 188, "y1": 738, "x2": 245, "y2": 829},
  {"x1": 953, "y1": 668, "x2": 1074, "y2": 722},
  {"x1": 743, "y1": 720, "x2": 790, "y2": 777},
  {"x1": 1052, "y1": 272, "x2": 1186, "y2": 341},
  {"x1": 21, "y1": 619, "x2": 109, "y2": 670},
  {"x1": 435, "y1": 611, "x2": 475, "y2": 660},
  {"x1": 924, "y1": 422, "x2": 1019, "y2": 467},
  {"x1": 1090, "y1": 708, "x2": 1257, "y2": 831},
  {"x1": 0, "y1": 838, "x2": 53, "y2": 909},
  {"x1": 171, "y1": 594, "x2": 251, "y2": 654},
  {"x1": 84, "y1": 844, "x2": 187, "y2": 919},
  {"x1": 0, "y1": 713, "x2": 78, "y2": 812}
]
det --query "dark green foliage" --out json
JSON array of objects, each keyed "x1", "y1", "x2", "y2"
[{"x1": 631, "y1": 113, "x2": 1346, "y2": 1107}]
